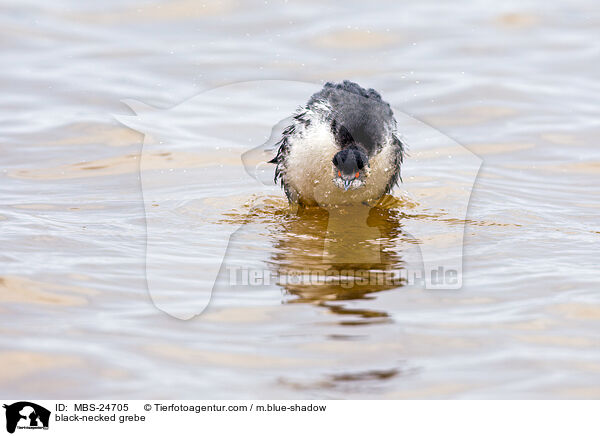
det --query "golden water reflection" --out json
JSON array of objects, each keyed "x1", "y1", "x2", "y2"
[{"x1": 268, "y1": 198, "x2": 408, "y2": 322}]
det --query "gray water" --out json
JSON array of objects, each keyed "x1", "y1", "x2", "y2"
[{"x1": 1, "y1": 0, "x2": 599, "y2": 399}]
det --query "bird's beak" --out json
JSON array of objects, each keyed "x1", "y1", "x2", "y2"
[{"x1": 343, "y1": 180, "x2": 352, "y2": 191}]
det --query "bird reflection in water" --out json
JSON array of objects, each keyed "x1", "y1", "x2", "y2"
[{"x1": 268, "y1": 196, "x2": 407, "y2": 324}]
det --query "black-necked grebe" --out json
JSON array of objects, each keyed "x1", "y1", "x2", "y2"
[{"x1": 269, "y1": 80, "x2": 404, "y2": 206}]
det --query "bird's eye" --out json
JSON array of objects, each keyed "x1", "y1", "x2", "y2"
[
  {"x1": 338, "y1": 171, "x2": 341, "y2": 177},
  {"x1": 355, "y1": 172, "x2": 359, "y2": 178}
]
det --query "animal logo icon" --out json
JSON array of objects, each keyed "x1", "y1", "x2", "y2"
[{"x1": 3, "y1": 402, "x2": 50, "y2": 434}]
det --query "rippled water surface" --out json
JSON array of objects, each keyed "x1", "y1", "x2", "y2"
[{"x1": 1, "y1": 0, "x2": 599, "y2": 398}]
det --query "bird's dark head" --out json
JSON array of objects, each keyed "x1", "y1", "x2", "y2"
[
  {"x1": 332, "y1": 145, "x2": 369, "y2": 191},
  {"x1": 326, "y1": 86, "x2": 392, "y2": 192}
]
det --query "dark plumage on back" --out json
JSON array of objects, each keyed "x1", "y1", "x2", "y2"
[{"x1": 309, "y1": 81, "x2": 395, "y2": 156}]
